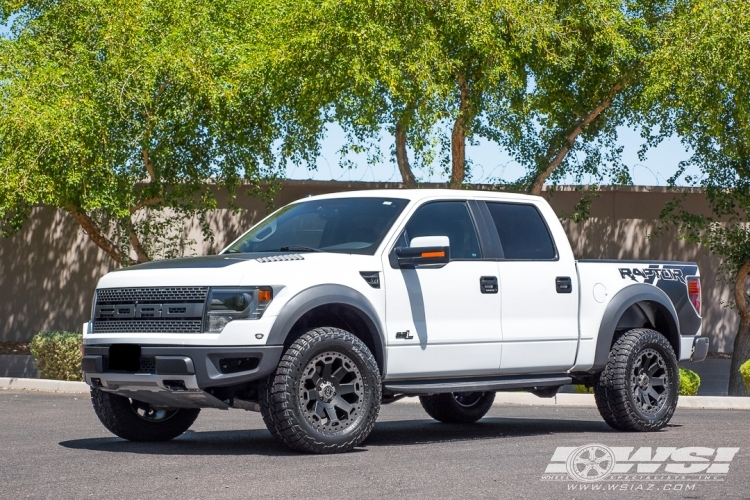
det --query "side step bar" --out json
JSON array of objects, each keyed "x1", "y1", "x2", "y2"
[{"x1": 383, "y1": 375, "x2": 572, "y2": 396}]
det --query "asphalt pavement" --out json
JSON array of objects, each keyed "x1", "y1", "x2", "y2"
[{"x1": 1, "y1": 390, "x2": 748, "y2": 500}]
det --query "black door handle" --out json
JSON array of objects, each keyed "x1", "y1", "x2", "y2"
[
  {"x1": 480, "y1": 276, "x2": 498, "y2": 294},
  {"x1": 556, "y1": 276, "x2": 572, "y2": 293}
]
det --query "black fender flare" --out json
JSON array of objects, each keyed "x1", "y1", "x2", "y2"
[
  {"x1": 266, "y1": 284, "x2": 386, "y2": 372},
  {"x1": 590, "y1": 284, "x2": 680, "y2": 372}
]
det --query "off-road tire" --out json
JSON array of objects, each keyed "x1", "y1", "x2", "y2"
[
  {"x1": 419, "y1": 392, "x2": 495, "y2": 424},
  {"x1": 258, "y1": 375, "x2": 282, "y2": 440},
  {"x1": 594, "y1": 328, "x2": 679, "y2": 432},
  {"x1": 91, "y1": 389, "x2": 200, "y2": 441},
  {"x1": 262, "y1": 327, "x2": 382, "y2": 453}
]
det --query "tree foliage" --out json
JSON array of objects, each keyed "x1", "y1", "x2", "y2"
[
  {"x1": 0, "y1": 0, "x2": 284, "y2": 264},
  {"x1": 489, "y1": 0, "x2": 676, "y2": 198},
  {"x1": 649, "y1": 0, "x2": 750, "y2": 395},
  {"x1": 266, "y1": 0, "x2": 676, "y2": 197},
  {"x1": 263, "y1": 0, "x2": 555, "y2": 188}
]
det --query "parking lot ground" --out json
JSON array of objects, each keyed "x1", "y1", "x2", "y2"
[{"x1": 1, "y1": 390, "x2": 748, "y2": 499}]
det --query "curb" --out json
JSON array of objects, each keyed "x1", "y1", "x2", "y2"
[
  {"x1": 394, "y1": 392, "x2": 750, "y2": 410},
  {"x1": 0, "y1": 377, "x2": 89, "y2": 393},
  {"x1": 1, "y1": 378, "x2": 749, "y2": 409}
]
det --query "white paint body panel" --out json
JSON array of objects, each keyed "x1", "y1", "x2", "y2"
[{"x1": 381, "y1": 260, "x2": 503, "y2": 378}]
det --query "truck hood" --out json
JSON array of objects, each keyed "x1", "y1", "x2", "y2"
[{"x1": 95, "y1": 252, "x2": 376, "y2": 289}]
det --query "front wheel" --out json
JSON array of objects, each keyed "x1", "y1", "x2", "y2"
[
  {"x1": 90, "y1": 389, "x2": 200, "y2": 441},
  {"x1": 262, "y1": 327, "x2": 382, "y2": 453},
  {"x1": 419, "y1": 391, "x2": 495, "y2": 424},
  {"x1": 594, "y1": 328, "x2": 679, "y2": 432}
]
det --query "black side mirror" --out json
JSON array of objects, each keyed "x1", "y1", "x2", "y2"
[{"x1": 395, "y1": 236, "x2": 450, "y2": 267}]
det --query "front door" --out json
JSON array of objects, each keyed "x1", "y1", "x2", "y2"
[{"x1": 382, "y1": 201, "x2": 503, "y2": 379}]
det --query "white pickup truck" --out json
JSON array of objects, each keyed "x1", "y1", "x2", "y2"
[{"x1": 82, "y1": 189, "x2": 708, "y2": 453}]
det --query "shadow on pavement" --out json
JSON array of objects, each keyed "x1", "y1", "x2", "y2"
[{"x1": 59, "y1": 415, "x2": 611, "y2": 456}]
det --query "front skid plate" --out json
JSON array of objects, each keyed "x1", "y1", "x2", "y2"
[{"x1": 107, "y1": 389, "x2": 230, "y2": 409}]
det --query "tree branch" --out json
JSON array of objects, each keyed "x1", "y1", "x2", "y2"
[
  {"x1": 65, "y1": 205, "x2": 124, "y2": 264},
  {"x1": 130, "y1": 196, "x2": 164, "y2": 214},
  {"x1": 450, "y1": 74, "x2": 471, "y2": 189},
  {"x1": 528, "y1": 81, "x2": 624, "y2": 196},
  {"x1": 125, "y1": 217, "x2": 150, "y2": 263},
  {"x1": 141, "y1": 148, "x2": 157, "y2": 182}
]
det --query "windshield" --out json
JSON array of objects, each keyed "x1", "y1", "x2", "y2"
[{"x1": 224, "y1": 197, "x2": 409, "y2": 255}]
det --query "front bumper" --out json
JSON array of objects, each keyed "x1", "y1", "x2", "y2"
[{"x1": 82, "y1": 345, "x2": 283, "y2": 409}]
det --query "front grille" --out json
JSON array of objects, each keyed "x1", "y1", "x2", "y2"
[
  {"x1": 96, "y1": 287, "x2": 208, "y2": 304},
  {"x1": 102, "y1": 356, "x2": 157, "y2": 373},
  {"x1": 91, "y1": 320, "x2": 203, "y2": 334},
  {"x1": 92, "y1": 286, "x2": 207, "y2": 334},
  {"x1": 138, "y1": 357, "x2": 156, "y2": 373}
]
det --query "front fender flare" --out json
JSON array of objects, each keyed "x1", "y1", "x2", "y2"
[{"x1": 266, "y1": 284, "x2": 386, "y2": 371}]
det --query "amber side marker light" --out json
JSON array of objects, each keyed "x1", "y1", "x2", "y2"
[
  {"x1": 258, "y1": 290, "x2": 272, "y2": 302},
  {"x1": 421, "y1": 251, "x2": 445, "y2": 258}
]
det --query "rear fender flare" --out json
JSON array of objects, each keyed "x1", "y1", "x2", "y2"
[{"x1": 590, "y1": 284, "x2": 680, "y2": 372}]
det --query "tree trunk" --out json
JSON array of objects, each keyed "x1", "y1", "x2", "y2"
[
  {"x1": 728, "y1": 261, "x2": 750, "y2": 396},
  {"x1": 65, "y1": 205, "x2": 124, "y2": 264},
  {"x1": 395, "y1": 118, "x2": 417, "y2": 188},
  {"x1": 126, "y1": 218, "x2": 151, "y2": 264},
  {"x1": 528, "y1": 82, "x2": 622, "y2": 196},
  {"x1": 449, "y1": 75, "x2": 470, "y2": 189}
]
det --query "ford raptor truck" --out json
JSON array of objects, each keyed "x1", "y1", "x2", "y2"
[{"x1": 82, "y1": 189, "x2": 708, "y2": 453}]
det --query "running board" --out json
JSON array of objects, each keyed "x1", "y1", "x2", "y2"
[{"x1": 383, "y1": 375, "x2": 572, "y2": 395}]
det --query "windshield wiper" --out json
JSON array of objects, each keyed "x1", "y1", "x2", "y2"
[{"x1": 273, "y1": 246, "x2": 323, "y2": 253}]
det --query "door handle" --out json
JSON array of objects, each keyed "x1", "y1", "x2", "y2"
[
  {"x1": 556, "y1": 276, "x2": 572, "y2": 294},
  {"x1": 480, "y1": 276, "x2": 498, "y2": 294}
]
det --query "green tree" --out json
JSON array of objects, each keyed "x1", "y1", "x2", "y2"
[
  {"x1": 486, "y1": 0, "x2": 673, "y2": 199},
  {"x1": 0, "y1": 0, "x2": 282, "y2": 264},
  {"x1": 269, "y1": 0, "x2": 672, "y2": 196},
  {"x1": 648, "y1": 0, "x2": 750, "y2": 395},
  {"x1": 265, "y1": 0, "x2": 552, "y2": 188}
]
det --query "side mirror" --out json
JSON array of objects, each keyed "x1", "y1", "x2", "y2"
[{"x1": 395, "y1": 236, "x2": 450, "y2": 267}]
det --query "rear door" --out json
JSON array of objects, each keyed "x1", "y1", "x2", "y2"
[{"x1": 480, "y1": 201, "x2": 579, "y2": 373}]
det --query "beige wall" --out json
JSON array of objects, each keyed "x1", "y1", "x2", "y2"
[{"x1": 0, "y1": 181, "x2": 737, "y2": 352}]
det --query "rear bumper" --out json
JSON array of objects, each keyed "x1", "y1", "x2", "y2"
[{"x1": 82, "y1": 345, "x2": 283, "y2": 407}]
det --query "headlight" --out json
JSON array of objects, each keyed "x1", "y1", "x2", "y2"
[{"x1": 205, "y1": 287, "x2": 273, "y2": 333}]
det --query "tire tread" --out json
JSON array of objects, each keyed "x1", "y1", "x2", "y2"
[
  {"x1": 593, "y1": 328, "x2": 679, "y2": 432},
  {"x1": 261, "y1": 327, "x2": 381, "y2": 453}
]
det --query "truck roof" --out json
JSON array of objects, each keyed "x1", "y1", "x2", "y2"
[{"x1": 300, "y1": 188, "x2": 543, "y2": 204}]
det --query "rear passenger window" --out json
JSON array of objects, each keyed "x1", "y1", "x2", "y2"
[{"x1": 485, "y1": 203, "x2": 556, "y2": 260}]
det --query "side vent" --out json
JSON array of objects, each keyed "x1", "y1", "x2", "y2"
[{"x1": 360, "y1": 271, "x2": 380, "y2": 289}]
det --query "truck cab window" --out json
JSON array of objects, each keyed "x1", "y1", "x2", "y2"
[
  {"x1": 401, "y1": 201, "x2": 482, "y2": 259},
  {"x1": 485, "y1": 202, "x2": 557, "y2": 260}
]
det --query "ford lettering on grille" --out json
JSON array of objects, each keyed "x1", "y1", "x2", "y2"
[{"x1": 92, "y1": 287, "x2": 208, "y2": 333}]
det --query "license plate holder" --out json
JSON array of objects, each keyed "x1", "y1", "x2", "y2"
[{"x1": 108, "y1": 344, "x2": 141, "y2": 372}]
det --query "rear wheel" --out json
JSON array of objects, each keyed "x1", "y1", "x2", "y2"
[
  {"x1": 594, "y1": 328, "x2": 679, "y2": 432},
  {"x1": 419, "y1": 391, "x2": 495, "y2": 424},
  {"x1": 90, "y1": 389, "x2": 200, "y2": 441}
]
